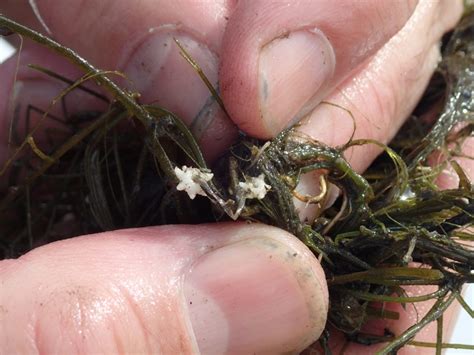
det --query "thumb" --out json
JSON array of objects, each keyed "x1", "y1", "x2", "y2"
[
  {"x1": 0, "y1": 223, "x2": 328, "y2": 354},
  {"x1": 220, "y1": 0, "x2": 418, "y2": 138}
]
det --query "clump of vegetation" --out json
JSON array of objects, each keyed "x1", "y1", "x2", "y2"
[{"x1": 0, "y1": 10, "x2": 473, "y2": 354}]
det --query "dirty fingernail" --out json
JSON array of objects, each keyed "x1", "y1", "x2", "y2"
[
  {"x1": 259, "y1": 29, "x2": 335, "y2": 136},
  {"x1": 123, "y1": 29, "x2": 218, "y2": 126},
  {"x1": 184, "y1": 237, "x2": 328, "y2": 354}
]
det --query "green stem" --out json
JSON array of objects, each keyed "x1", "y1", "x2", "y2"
[
  {"x1": 329, "y1": 267, "x2": 444, "y2": 286},
  {"x1": 436, "y1": 315, "x2": 443, "y2": 355},
  {"x1": 342, "y1": 284, "x2": 449, "y2": 303},
  {"x1": 377, "y1": 291, "x2": 456, "y2": 354},
  {"x1": 408, "y1": 341, "x2": 474, "y2": 350}
]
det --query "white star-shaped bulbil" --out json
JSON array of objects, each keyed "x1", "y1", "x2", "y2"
[
  {"x1": 174, "y1": 166, "x2": 213, "y2": 199},
  {"x1": 239, "y1": 174, "x2": 271, "y2": 200}
]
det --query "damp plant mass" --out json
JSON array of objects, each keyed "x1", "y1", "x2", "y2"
[{"x1": 0, "y1": 9, "x2": 473, "y2": 354}]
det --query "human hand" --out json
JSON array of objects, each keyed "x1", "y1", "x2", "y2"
[{"x1": 0, "y1": 0, "x2": 468, "y2": 354}]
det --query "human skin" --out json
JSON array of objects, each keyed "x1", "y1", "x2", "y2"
[{"x1": 0, "y1": 0, "x2": 470, "y2": 354}]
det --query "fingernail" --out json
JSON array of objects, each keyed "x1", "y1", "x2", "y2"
[
  {"x1": 184, "y1": 237, "x2": 328, "y2": 354},
  {"x1": 122, "y1": 28, "x2": 219, "y2": 126},
  {"x1": 294, "y1": 172, "x2": 340, "y2": 224},
  {"x1": 259, "y1": 29, "x2": 335, "y2": 135}
]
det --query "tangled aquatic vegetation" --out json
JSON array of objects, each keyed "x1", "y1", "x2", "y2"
[{"x1": 0, "y1": 10, "x2": 473, "y2": 354}]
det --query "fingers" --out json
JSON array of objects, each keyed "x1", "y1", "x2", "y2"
[
  {"x1": 220, "y1": 0, "x2": 418, "y2": 138},
  {"x1": 0, "y1": 0, "x2": 238, "y2": 159},
  {"x1": 298, "y1": 0, "x2": 463, "y2": 172},
  {"x1": 0, "y1": 0, "x2": 454, "y2": 164},
  {"x1": 289, "y1": 0, "x2": 462, "y2": 221},
  {"x1": 0, "y1": 223, "x2": 328, "y2": 354}
]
